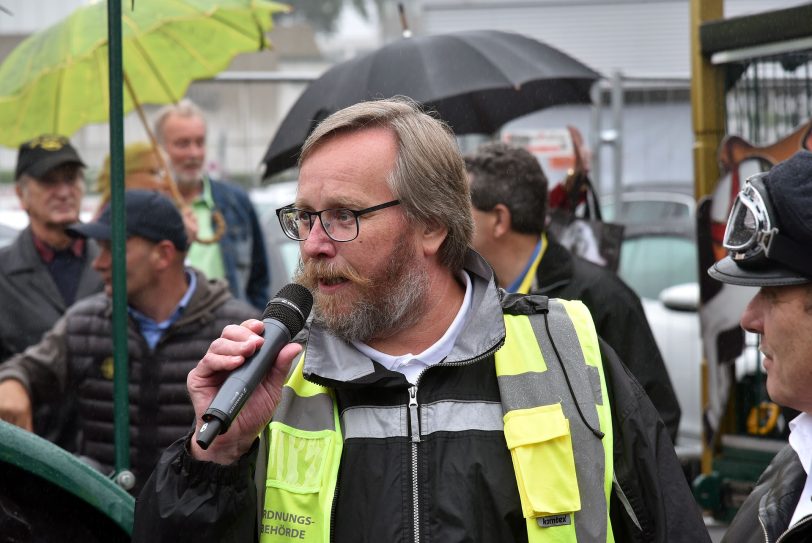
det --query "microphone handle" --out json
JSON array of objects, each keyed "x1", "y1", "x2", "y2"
[{"x1": 196, "y1": 319, "x2": 291, "y2": 450}]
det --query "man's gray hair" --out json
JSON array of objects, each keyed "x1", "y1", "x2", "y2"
[
  {"x1": 153, "y1": 98, "x2": 207, "y2": 144},
  {"x1": 299, "y1": 97, "x2": 473, "y2": 272}
]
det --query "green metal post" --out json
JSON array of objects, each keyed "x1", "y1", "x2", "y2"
[{"x1": 107, "y1": 0, "x2": 132, "y2": 489}]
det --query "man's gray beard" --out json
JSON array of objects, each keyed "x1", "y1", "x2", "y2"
[
  {"x1": 170, "y1": 165, "x2": 204, "y2": 188},
  {"x1": 298, "y1": 241, "x2": 429, "y2": 344}
]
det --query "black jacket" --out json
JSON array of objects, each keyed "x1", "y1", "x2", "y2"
[
  {"x1": 534, "y1": 237, "x2": 681, "y2": 442},
  {"x1": 133, "y1": 253, "x2": 708, "y2": 542},
  {"x1": 0, "y1": 227, "x2": 103, "y2": 448},
  {"x1": 721, "y1": 445, "x2": 812, "y2": 543}
]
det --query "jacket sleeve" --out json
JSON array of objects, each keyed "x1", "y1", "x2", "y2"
[
  {"x1": 591, "y1": 285, "x2": 681, "y2": 444},
  {"x1": 132, "y1": 434, "x2": 260, "y2": 543},
  {"x1": 600, "y1": 339, "x2": 710, "y2": 543},
  {"x1": 245, "y1": 192, "x2": 271, "y2": 310}
]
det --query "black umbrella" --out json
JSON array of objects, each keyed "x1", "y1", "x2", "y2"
[{"x1": 262, "y1": 29, "x2": 601, "y2": 177}]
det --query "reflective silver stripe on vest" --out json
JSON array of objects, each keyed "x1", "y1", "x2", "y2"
[
  {"x1": 340, "y1": 400, "x2": 504, "y2": 440},
  {"x1": 498, "y1": 301, "x2": 607, "y2": 542},
  {"x1": 272, "y1": 387, "x2": 335, "y2": 431},
  {"x1": 422, "y1": 401, "x2": 503, "y2": 434}
]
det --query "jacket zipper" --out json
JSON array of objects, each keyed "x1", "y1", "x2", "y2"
[
  {"x1": 409, "y1": 384, "x2": 421, "y2": 543},
  {"x1": 404, "y1": 338, "x2": 503, "y2": 543},
  {"x1": 313, "y1": 336, "x2": 505, "y2": 543},
  {"x1": 761, "y1": 514, "x2": 771, "y2": 543}
]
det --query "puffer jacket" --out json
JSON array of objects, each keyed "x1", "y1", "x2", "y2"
[
  {"x1": 722, "y1": 445, "x2": 812, "y2": 543},
  {"x1": 0, "y1": 269, "x2": 259, "y2": 494},
  {"x1": 133, "y1": 252, "x2": 709, "y2": 542}
]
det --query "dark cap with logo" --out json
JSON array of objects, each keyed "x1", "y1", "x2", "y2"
[
  {"x1": 67, "y1": 190, "x2": 188, "y2": 251},
  {"x1": 15, "y1": 135, "x2": 86, "y2": 181},
  {"x1": 709, "y1": 150, "x2": 812, "y2": 286}
]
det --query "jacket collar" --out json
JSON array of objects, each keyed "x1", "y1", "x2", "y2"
[
  {"x1": 302, "y1": 250, "x2": 506, "y2": 387},
  {"x1": 758, "y1": 445, "x2": 807, "y2": 541},
  {"x1": 99, "y1": 268, "x2": 234, "y2": 326},
  {"x1": 534, "y1": 236, "x2": 575, "y2": 294}
]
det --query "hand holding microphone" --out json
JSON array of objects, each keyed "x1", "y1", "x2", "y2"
[{"x1": 192, "y1": 284, "x2": 313, "y2": 457}]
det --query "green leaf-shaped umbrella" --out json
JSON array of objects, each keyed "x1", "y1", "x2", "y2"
[{"x1": 0, "y1": 0, "x2": 287, "y2": 148}]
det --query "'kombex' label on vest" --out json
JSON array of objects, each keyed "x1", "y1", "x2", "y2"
[
  {"x1": 262, "y1": 508, "x2": 314, "y2": 539},
  {"x1": 537, "y1": 513, "x2": 572, "y2": 528}
]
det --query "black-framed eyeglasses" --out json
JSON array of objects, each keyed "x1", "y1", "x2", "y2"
[{"x1": 275, "y1": 200, "x2": 401, "y2": 242}]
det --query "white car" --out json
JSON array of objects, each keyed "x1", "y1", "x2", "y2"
[
  {"x1": 250, "y1": 181, "x2": 301, "y2": 296},
  {"x1": 603, "y1": 184, "x2": 704, "y2": 461}
]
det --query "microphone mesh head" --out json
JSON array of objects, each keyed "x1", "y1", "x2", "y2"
[{"x1": 262, "y1": 283, "x2": 314, "y2": 336}]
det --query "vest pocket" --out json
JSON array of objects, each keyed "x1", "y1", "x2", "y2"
[
  {"x1": 503, "y1": 403, "x2": 581, "y2": 518},
  {"x1": 263, "y1": 424, "x2": 336, "y2": 542},
  {"x1": 266, "y1": 424, "x2": 333, "y2": 492}
]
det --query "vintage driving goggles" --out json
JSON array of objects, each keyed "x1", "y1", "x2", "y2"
[{"x1": 722, "y1": 173, "x2": 812, "y2": 276}]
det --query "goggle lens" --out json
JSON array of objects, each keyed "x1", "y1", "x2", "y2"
[{"x1": 722, "y1": 177, "x2": 773, "y2": 259}]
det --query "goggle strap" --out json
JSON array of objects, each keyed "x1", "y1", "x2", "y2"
[{"x1": 766, "y1": 233, "x2": 812, "y2": 278}]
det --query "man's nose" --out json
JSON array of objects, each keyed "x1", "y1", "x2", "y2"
[
  {"x1": 301, "y1": 216, "x2": 336, "y2": 258},
  {"x1": 740, "y1": 293, "x2": 763, "y2": 334}
]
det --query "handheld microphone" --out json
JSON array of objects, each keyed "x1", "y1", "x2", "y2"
[{"x1": 196, "y1": 283, "x2": 313, "y2": 450}]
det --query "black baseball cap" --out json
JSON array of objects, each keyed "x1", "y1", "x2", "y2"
[
  {"x1": 15, "y1": 135, "x2": 86, "y2": 180},
  {"x1": 66, "y1": 190, "x2": 188, "y2": 251},
  {"x1": 709, "y1": 150, "x2": 812, "y2": 287}
]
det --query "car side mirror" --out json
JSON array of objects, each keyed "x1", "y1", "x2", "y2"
[{"x1": 659, "y1": 282, "x2": 699, "y2": 312}]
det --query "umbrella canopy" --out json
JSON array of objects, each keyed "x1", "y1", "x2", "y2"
[
  {"x1": 0, "y1": 0, "x2": 286, "y2": 148},
  {"x1": 262, "y1": 29, "x2": 601, "y2": 177}
]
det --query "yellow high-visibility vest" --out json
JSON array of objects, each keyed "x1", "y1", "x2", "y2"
[{"x1": 260, "y1": 298, "x2": 613, "y2": 543}]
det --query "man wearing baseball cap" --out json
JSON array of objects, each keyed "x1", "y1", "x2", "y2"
[
  {"x1": 711, "y1": 151, "x2": 812, "y2": 542},
  {"x1": 0, "y1": 190, "x2": 258, "y2": 494},
  {"x1": 0, "y1": 135, "x2": 102, "y2": 448}
]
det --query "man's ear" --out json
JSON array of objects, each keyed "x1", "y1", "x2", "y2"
[
  {"x1": 491, "y1": 203, "x2": 512, "y2": 238},
  {"x1": 421, "y1": 220, "x2": 448, "y2": 257},
  {"x1": 150, "y1": 240, "x2": 177, "y2": 270}
]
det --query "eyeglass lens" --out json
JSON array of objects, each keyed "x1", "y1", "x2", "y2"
[{"x1": 281, "y1": 208, "x2": 358, "y2": 241}]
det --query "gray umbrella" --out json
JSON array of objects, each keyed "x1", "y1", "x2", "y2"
[{"x1": 262, "y1": 29, "x2": 601, "y2": 177}]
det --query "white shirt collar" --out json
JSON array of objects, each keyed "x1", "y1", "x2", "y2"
[
  {"x1": 789, "y1": 412, "x2": 812, "y2": 475},
  {"x1": 353, "y1": 270, "x2": 473, "y2": 384}
]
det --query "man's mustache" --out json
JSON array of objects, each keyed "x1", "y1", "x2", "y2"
[{"x1": 296, "y1": 259, "x2": 372, "y2": 289}]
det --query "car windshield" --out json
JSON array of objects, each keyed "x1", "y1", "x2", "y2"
[
  {"x1": 618, "y1": 235, "x2": 698, "y2": 299},
  {"x1": 603, "y1": 198, "x2": 692, "y2": 224}
]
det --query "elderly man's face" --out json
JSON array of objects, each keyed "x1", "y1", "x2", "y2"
[
  {"x1": 294, "y1": 126, "x2": 429, "y2": 342},
  {"x1": 17, "y1": 163, "x2": 84, "y2": 230},
  {"x1": 740, "y1": 284, "x2": 812, "y2": 413},
  {"x1": 160, "y1": 113, "x2": 207, "y2": 186}
]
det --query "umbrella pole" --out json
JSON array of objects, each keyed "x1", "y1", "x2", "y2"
[
  {"x1": 123, "y1": 73, "x2": 184, "y2": 206},
  {"x1": 123, "y1": 73, "x2": 225, "y2": 244},
  {"x1": 108, "y1": 0, "x2": 133, "y2": 492}
]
